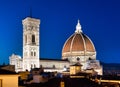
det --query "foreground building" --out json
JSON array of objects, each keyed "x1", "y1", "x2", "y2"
[
  {"x1": 9, "y1": 17, "x2": 102, "y2": 75},
  {"x1": 0, "y1": 69, "x2": 19, "y2": 87}
]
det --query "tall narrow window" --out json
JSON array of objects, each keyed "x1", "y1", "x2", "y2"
[
  {"x1": 25, "y1": 35, "x2": 27, "y2": 44},
  {"x1": 31, "y1": 52, "x2": 33, "y2": 56},
  {"x1": 34, "y1": 52, "x2": 36, "y2": 56},
  {"x1": 32, "y1": 35, "x2": 35, "y2": 44}
]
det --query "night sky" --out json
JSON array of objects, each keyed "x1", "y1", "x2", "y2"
[{"x1": 0, "y1": 0, "x2": 120, "y2": 64}]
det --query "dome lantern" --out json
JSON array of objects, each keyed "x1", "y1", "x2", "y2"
[{"x1": 75, "y1": 19, "x2": 82, "y2": 33}]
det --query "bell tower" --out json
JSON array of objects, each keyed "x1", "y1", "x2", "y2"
[{"x1": 22, "y1": 17, "x2": 40, "y2": 71}]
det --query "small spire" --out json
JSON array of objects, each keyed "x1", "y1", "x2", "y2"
[{"x1": 75, "y1": 19, "x2": 82, "y2": 33}]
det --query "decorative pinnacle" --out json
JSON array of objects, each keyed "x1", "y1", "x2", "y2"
[{"x1": 75, "y1": 19, "x2": 82, "y2": 33}]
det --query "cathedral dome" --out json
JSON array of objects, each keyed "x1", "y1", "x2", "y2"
[
  {"x1": 62, "y1": 32, "x2": 95, "y2": 53},
  {"x1": 62, "y1": 20, "x2": 96, "y2": 63}
]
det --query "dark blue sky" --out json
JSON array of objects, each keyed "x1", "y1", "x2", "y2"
[{"x1": 0, "y1": 0, "x2": 120, "y2": 64}]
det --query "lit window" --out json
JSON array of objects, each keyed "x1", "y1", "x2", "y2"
[
  {"x1": 76, "y1": 67, "x2": 80, "y2": 70},
  {"x1": 71, "y1": 67, "x2": 73, "y2": 69}
]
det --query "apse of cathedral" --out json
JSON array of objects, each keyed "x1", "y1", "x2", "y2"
[{"x1": 9, "y1": 17, "x2": 102, "y2": 75}]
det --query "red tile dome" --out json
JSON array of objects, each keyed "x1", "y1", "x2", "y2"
[
  {"x1": 62, "y1": 33, "x2": 95, "y2": 53},
  {"x1": 62, "y1": 20, "x2": 96, "y2": 60}
]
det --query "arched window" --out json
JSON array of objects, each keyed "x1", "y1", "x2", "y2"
[{"x1": 32, "y1": 35, "x2": 35, "y2": 44}]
